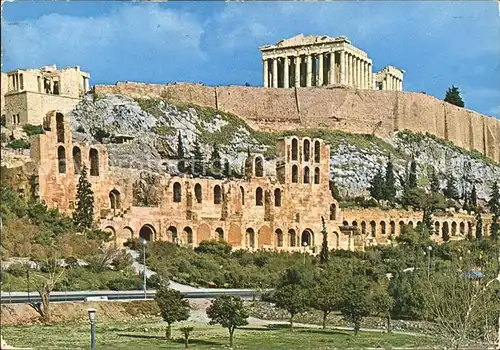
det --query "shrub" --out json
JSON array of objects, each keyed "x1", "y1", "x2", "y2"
[
  {"x1": 112, "y1": 250, "x2": 133, "y2": 271},
  {"x1": 123, "y1": 237, "x2": 141, "y2": 251},
  {"x1": 194, "y1": 240, "x2": 232, "y2": 256},
  {"x1": 107, "y1": 275, "x2": 141, "y2": 291},
  {"x1": 22, "y1": 124, "x2": 44, "y2": 137},
  {"x1": 6, "y1": 262, "x2": 30, "y2": 277},
  {"x1": 7, "y1": 139, "x2": 30, "y2": 150}
]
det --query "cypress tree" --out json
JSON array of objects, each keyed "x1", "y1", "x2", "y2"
[
  {"x1": 383, "y1": 157, "x2": 397, "y2": 202},
  {"x1": 369, "y1": 170, "x2": 385, "y2": 202},
  {"x1": 470, "y1": 185, "x2": 478, "y2": 210},
  {"x1": 488, "y1": 181, "x2": 500, "y2": 241},
  {"x1": 73, "y1": 165, "x2": 95, "y2": 231},
  {"x1": 475, "y1": 213, "x2": 483, "y2": 240},
  {"x1": 319, "y1": 216, "x2": 329, "y2": 264},
  {"x1": 408, "y1": 159, "x2": 418, "y2": 189},
  {"x1": 429, "y1": 168, "x2": 440, "y2": 193},
  {"x1": 210, "y1": 143, "x2": 222, "y2": 178},
  {"x1": 443, "y1": 175, "x2": 460, "y2": 201},
  {"x1": 444, "y1": 85, "x2": 465, "y2": 108},
  {"x1": 223, "y1": 159, "x2": 231, "y2": 178},
  {"x1": 192, "y1": 138, "x2": 204, "y2": 176},
  {"x1": 177, "y1": 131, "x2": 185, "y2": 173}
]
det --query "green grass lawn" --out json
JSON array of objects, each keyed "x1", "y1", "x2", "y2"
[{"x1": 2, "y1": 320, "x2": 440, "y2": 349}]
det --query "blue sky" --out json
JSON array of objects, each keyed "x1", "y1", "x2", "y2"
[{"x1": 2, "y1": 1, "x2": 499, "y2": 118}]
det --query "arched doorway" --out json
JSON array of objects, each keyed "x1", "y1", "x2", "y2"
[
  {"x1": 289, "y1": 229, "x2": 297, "y2": 247},
  {"x1": 167, "y1": 226, "x2": 178, "y2": 243},
  {"x1": 246, "y1": 228, "x2": 255, "y2": 248},
  {"x1": 139, "y1": 224, "x2": 155, "y2": 242},
  {"x1": 216, "y1": 227, "x2": 224, "y2": 241},
  {"x1": 301, "y1": 229, "x2": 313, "y2": 247}
]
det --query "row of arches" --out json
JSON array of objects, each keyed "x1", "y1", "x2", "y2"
[
  {"x1": 57, "y1": 145, "x2": 99, "y2": 176},
  {"x1": 291, "y1": 165, "x2": 320, "y2": 184},
  {"x1": 291, "y1": 138, "x2": 321, "y2": 163},
  {"x1": 172, "y1": 183, "x2": 283, "y2": 207}
]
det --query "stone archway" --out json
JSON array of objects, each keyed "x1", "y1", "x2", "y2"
[
  {"x1": 139, "y1": 224, "x2": 156, "y2": 242},
  {"x1": 246, "y1": 228, "x2": 256, "y2": 248},
  {"x1": 216, "y1": 227, "x2": 225, "y2": 241},
  {"x1": 104, "y1": 226, "x2": 116, "y2": 247},
  {"x1": 301, "y1": 229, "x2": 313, "y2": 247},
  {"x1": 167, "y1": 226, "x2": 178, "y2": 243},
  {"x1": 332, "y1": 231, "x2": 339, "y2": 249},
  {"x1": 228, "y1": 224, "x2": 242, "y2": 247}
]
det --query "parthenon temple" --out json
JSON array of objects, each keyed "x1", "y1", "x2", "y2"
[{"x1": 259, "y1": 34, "x2": 404, "y2": 91}]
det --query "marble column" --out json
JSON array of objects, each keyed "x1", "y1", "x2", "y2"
[
  {"x1": 272, "y1": 58, "x2": 278, "y2": 88},
  {"x1": 346, "y1": 54, "x2": 351, "y2": 85},
  {"x1": 399, "y1": 79, "x2": 403, "y2": 91},
  {"x1": 306, "y1": 55, "x2": 313, "y2": 87},
  {"x1": 295, "y1": 56, "x2": 301, "y2": 87},
  {"x1": 340, "y1": 51, "x2": 345, "y2": 85},
  {"x1": 318, "y1": 53, "x2": 324, "y2": 86},
  {"x1": 368, "y1": 63, "x2": 373, "y2": 89},
  {"x1": 382, "y1": 78, "x2": 387, "y2": 90},
  {"x1": 263, "y1": 59, "x2": 269, "y2": 87},
  {"x1": 355, "y1": 58, "x2": 361, "y2": 88},
  {"x1": 363, "y1": 62, "x2": 368, "y2": 89},
  {"x1": 284, "y1": 57, "x2": 289, "y2": 88},
  {"x1": 349, "y1": 54, "x2": 354, "y2": 86},
  {"x1": 329, "y1": 52, "x2": 335, "y2": 85}
]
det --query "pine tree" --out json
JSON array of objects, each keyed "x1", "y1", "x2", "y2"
[
  {"x1": 73, "y1": 165, "x2": 95, "y2": 231},
  {"x1": 210, "y1": 143, "x2": 222, "y2": 178},
  {"x1": 443, "y1": 175, "x2": 460, "y2": 201},
  {"x1": 319, "y1": 216, "x2": 329, "y2": 264},
  {"x1": 192, "y1": 138, "x2": 204, "y2": 176},
  {"x1": 470, "y1": 185, "x2": 478, "y2": 210},
  {"x1": 422, "y1": 207, "x2": 433, "y2": 235},
  {"x1": 408, "y1": 159, "x2": 418, "y2": 189},
  {"x1": 177, "y1": 131, "x2": 185, "y2": 173},
  {"x1": 429, "y1": 168, "x2": 440, "y2": 193},
  {"x1": 475, "y1": 212, "x2": 483, "y2": 240},
  {"x1": 369, "y1": 170, "x2": 385, "y2": 202},
  {"x1": 444, "y1": 85, "x2": 465, "y2": 108},
  {"x1": 383, "y1": 157, "x2": 397, "y2": 202}
]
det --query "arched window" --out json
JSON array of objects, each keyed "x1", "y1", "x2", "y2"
[
  {"x1": 361, "y1": 221, "x2": 367, "y2": 234},
  {"x1": 303, "y1": 139, "x2": 310, "y2": 162},
  {"x1": 303, "y1": 166, "x2": 310, "y2": 184},
  {"x1": 254, "y1": 157, "x2": 264, "y2": 177},
  {"x1": 168, "y1": 226, "x2": 178, "y2": 242},
  {"x1": 56, "y1": 112, "x2": 65, "y2": 143},
  {"x1": 435, "y1": 222, "x2": 441, "y2": 236},
  {"x1": 256, "y1": 187, "x2": 263, "y2": 206},
  {"x1": 214, "y1": 185, "x2": 222, "y2": 204},
  {"x1": 291, "y1": 138, "x2": 298, "y2": 161},
  {"x1": 314, "y1": 140, "x2": 320, "y2": 163},
  {"x1": 459, "y1": 222, "x2": 465, "y2": 235},
  {"x1": 195, "y1": 183, "x2": 202, "y2": 203},
  {"x1": 370, "y1": 221, "x2": 377, "y2": 237},
  {"x1": 275, "y1": 229, "x2": 284, "y2": 247},
  {"x1": 173, "y1": 182, "x2": 182, "y2": 203},
  {"x1": 292, "y1": 165, "x2": 298, "y2": 183},
  {"x1": 240, "y1": 186, "x2": 245, "y2": 205},
  {"x1": 289, "y1": 229, "x2": 296, "y2": 247},
  {"x1": 274, "y1": 188, "x2": 282, "y2": 207},
  {"x1": 451, "y1": 222, "x2": 457, "y2": 235},
  {"x1": 184, "y1": 227, "x2": 193, "y2": 244},
  {"x1": 330, "y1": 204, "x2": 336, "y2": 220},
  {"x1": 380, "y1": 221, "x2": 387, "y2": 235},
  {"x1": 109, "y1": 189, "x2": 121, "y2": 209},
  {"x1": 216, "y1": 227, "x2": 224, "y2": 241},
  {"x1": 390, "y1": 221, "x2": 396, "y2": 235},
  {"x1": 89, "y1": 148, "x2": 99, "y2": 176},
  {"x1": 57, "y1": 146, "x2": 66, "y2": 174},
  {"x1": 301, "y1": 230, "x2": 312, "y2": 246},
  {"x1": 314, "y1": 167, "x2": 320, "y2": 184},
  {"x1": 246, "y1": 228, "x2": 255, "y2": 248},
  {"x1": 73, "y1": 146, "x2": 82, "y2": 175}
]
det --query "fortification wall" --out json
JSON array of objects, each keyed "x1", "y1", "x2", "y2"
[{"x1": 94, "y1": 83, "x2": 500, "y2": 162}]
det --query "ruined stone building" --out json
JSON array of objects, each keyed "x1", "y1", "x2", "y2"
[
  {"x1": 4, "y1": 110, "x2": 487, "y2": 253},
  {"x1": 259, "y1": 34, "x2": 404, "y2": 90},
  {"x1": 1, "y1": 65, "x2": 90, "y2": 129}
]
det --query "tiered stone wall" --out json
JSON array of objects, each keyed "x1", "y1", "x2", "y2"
[{"x1": 94, "y1": 83, "x2": 500, "y2": 162}]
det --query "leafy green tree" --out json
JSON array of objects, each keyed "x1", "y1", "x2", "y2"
[
  {"x1": 383, "y1": 157, "x2": 397, "y2": 202},
  {"x1": 369, "y1": 170, "x2": 385, "y2": 202},
  {"x1": 371, "y1": 282, "x2": 395, "y2": 333},
  {"x1": 177, "y1": 131, "x2": 185, "y2": 173},
  {"x1": 339, "y1": 276, "x2": 372, "y2": 335},
  {"x1": 191, "y1": 138, "x2": 204, "y2": 176},
  {"x1": 279, "y1": 265, "x2": 314, "y2": 288},
  {"x1": 310, "y1": 273, "x2": 342, "y2": 329},
  {"x1": 179, "y1": 326, "x2": 194, "y2": 349},
  {"x1": 443, "y1": 175, "x2": 460, "y2": 201},
  {"x1": 389, "y1": 271, "x2": 429, "y2": 321},
  {"x1": 444, "y1": 85, "x2": 465, "y2": 107},
  {"x1": 223, "y1": 159, "x2": 231, "y2": 178},
  {"x1": 155, "y1": 286, "x2": 190, "y2": 340},
  {"x1": 429, "y1": 167, "x2": 440, "y2": 193},
  {"x1": 210, "y1": 143, "x2": 222, "y2": 178},
  {"x1": 475, "y1": 213, "x2": 483, "y2": 240},
  {"x1": 319, "y1": 216, "x2": 329, "y2": 265},
  {"x1": 274, "y1": 283, "x2": 310, "y2": 329},
  {"x1": 206, "y1": 295, "x2": 249, "y2": 348},
  {"x1": 72, "y1": 165, "x2": 95, "y2": 231}
]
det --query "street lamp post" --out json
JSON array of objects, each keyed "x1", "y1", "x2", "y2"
[
  {"x1": 302, "y1": 241, "x2": 308, "y2": 265},
  {"x1": 141, "y1": 238, "x2": 147, "y2": 300},
  {"x1": 26, "y1": 269, "x2": 31, "y2": 303},
  {"x1": 87, "y1": 308, "x2": 96, "y2": 350}
]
